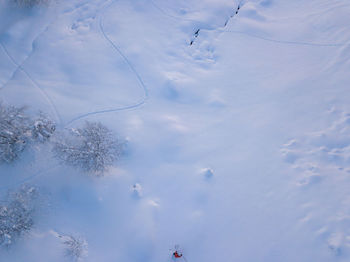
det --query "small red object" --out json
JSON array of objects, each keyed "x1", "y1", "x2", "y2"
[{"x1": 173, "y1": 251, "x2": 182, "y2": 258}]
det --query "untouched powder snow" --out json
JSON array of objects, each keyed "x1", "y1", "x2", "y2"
[{"x1": 1, "y1": 0, "x2": 350, "y2": 261}]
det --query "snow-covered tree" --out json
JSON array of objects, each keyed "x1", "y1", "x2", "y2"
[
  {"x1": 62, "y1": 234, "x2": 88, "y2": 261},
  {"x1": 50, "y1": 231, "x2": 88, "y2": 261},
  {"x1": 32, "y1": 112, "x2": 56, "y2": 143},
  {"x1": 53, "y1": 121, "x2": 123, "y2": 175},
  {"x1": 0, "y1": 185, "x2": 38, "y2": 247},
  {"x1": 12, "y1": 0, "x2": 48, "y2": 7},
  {"x1": 0, "y1": 103, "x2": 31, "y2": 163},
  {"x1": 0, "y1": 102, "x2": 56, "y2": 163}
]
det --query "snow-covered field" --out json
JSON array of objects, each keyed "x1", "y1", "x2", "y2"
[{"x1": 1, "y1": 0, "x2": 350, "y2": 261}]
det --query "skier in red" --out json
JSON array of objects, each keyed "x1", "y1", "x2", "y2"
[{"x1": 173, "y1": 250, "x2": 182, "y2": 258}]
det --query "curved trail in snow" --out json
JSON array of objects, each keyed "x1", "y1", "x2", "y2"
[
  {"x1": 1, "y1": 0, "x2": 148, "y2": 128},
  {"x1": 220, "y1": 30, "x2": 350, "y2": 47},
  {"x1": 0, "y1": 7, "x2": 64, "y2": 192},
  {"x1": 0, "y1": 0, "x2": 346, "y2": 193},
  {"x1": 65, "y1": 0, "x2": 149, "y2": 127},
  {"x1": 0, "y1": 24, "x2": 63, "y2": 126},
  {"x1": 0, "y1": 0, "x2": 149, "y2": 191}
]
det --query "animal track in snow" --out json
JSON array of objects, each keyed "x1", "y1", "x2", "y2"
[
  {"x1": 281, "y1": 111, "x2": 350, "y2": 186},
  {"x1": 282, "y1": 111, "x2": 350, "y2": 256}
]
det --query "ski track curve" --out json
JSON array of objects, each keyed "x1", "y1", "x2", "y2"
[
  {"x1": 0, "y1": 19, "x2": 63, "y2": 126},
  {"x1": 64, "y1": 0, "x2": 149, "y2": 127},
  {"x1": 0, "y1": 0, "x2": 149, "y2": 191},
  {"x1": 0, "y1": 43, "x2": 63, "y2": 125},
  {"x1": 0, "y1": 7, "x2": 63, "y2": 192},
  {"x1": 221, "y1": 29, "x2": 350, "y2": 47}
]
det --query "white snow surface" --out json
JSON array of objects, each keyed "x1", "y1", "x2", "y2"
[{"x1": 1, "y1": 0, "x2": 350, "y2": 261}]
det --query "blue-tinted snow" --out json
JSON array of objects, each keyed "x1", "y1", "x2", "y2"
[{"x1": 1, "y1": 0, "x2": 350, "y2": 261}]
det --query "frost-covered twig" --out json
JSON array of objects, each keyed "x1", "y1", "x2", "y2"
[{"x1": 51, "y1": 231, "x2": 88, "y2": 261}]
